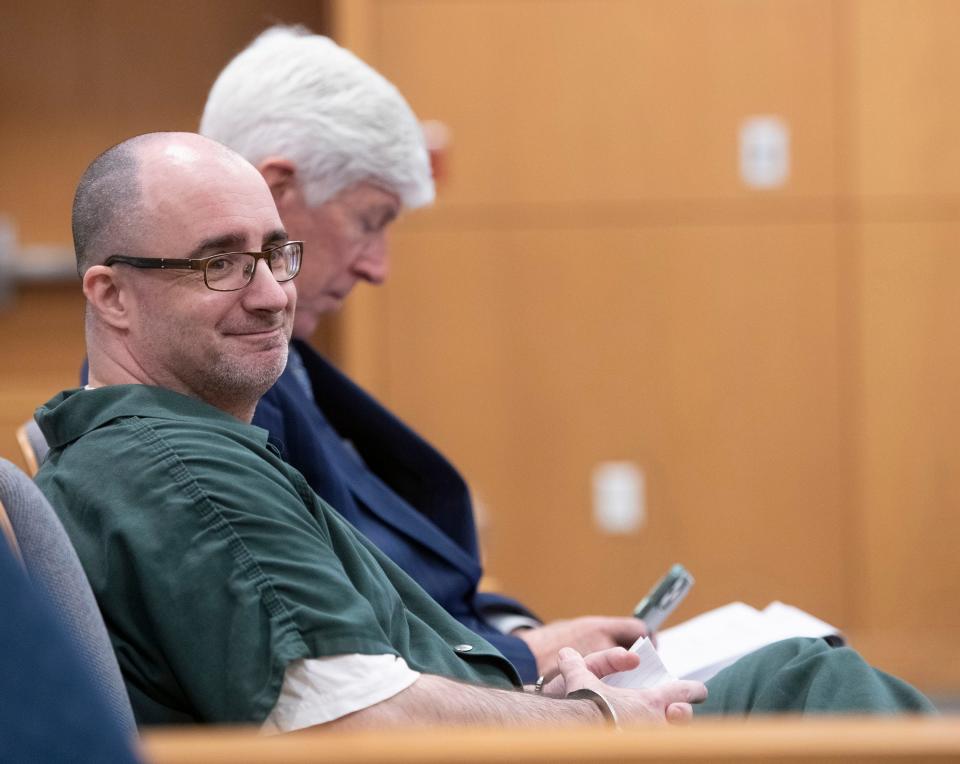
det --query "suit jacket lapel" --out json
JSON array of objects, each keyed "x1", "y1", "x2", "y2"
[{"x1": 294, "y1": 341, "x2": 482, "y2": 579}]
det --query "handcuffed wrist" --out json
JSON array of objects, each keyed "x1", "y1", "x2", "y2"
[{"x1": 566, "y1": 688, "x2": 620, "y2": 729}]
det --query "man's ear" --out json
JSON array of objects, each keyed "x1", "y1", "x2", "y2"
[
  {"x1": 83, "y1": 264, "x2": 132, "y2": 330},
  {"x1": 257, "y1": 157, "x2": 301, "y2": 207}
]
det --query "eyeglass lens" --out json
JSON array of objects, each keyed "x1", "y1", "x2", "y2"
[{"x1": 205, "y1": 243, "x2": 299, "y2": 291}]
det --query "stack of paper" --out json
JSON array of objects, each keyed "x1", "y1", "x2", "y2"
[{"x1": 656, "y1": 601, "x2": 841, "y2": 683}]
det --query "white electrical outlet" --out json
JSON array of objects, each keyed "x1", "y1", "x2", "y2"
[
  {"x1": 739, "y1": 115, "x2": 790, "y2": 189},
  {"x1": 592, "y1": 462, "x2": 645, "y2": 534}
]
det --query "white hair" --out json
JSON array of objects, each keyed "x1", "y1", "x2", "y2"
[{"x1": 199, "y1": 25, "x2": 434, "y2": 209}]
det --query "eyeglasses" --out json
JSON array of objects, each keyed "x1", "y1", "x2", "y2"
[{"x1": 104, "y1": 240, "x2": 303, "y2": 292}]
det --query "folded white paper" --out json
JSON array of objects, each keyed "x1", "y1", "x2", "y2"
[{"x1": 602, "y1": 637, "x2": 676, "y2": 690}]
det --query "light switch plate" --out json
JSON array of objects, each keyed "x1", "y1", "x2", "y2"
[
  {"x1": 739, "y1": 115, "x2": 790, "y2": 189},
  {"x1": 592, "y1": 461, "x2": 645, "y2": 534}
]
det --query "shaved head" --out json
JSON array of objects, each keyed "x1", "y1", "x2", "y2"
[
  {"x1": 72, "y1": 134, "x2": 153, "y2": 276},
  {"x1": 72, "y1": 133, "x2": 243, "y2": 276}
]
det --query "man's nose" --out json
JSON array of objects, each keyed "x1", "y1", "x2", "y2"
[
  {"x1": 352, "y1": 237, "x2": 389, "y2": 284},
  {"x1": 243, "y1": 259, "x2": 292, "y2": 310}
]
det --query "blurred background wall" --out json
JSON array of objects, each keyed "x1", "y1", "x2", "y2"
[{"x1": 1, "y1": 0, "x2": 959, "y2": 696}]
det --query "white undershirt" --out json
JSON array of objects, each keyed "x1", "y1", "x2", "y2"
[
  {"x1": 261, "y1": 654, "x2": 420, "y2": 733},
  {"x1": 486, "y1": 612, "x2": 541, "y2": 634}
]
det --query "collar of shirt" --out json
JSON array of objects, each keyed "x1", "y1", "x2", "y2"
[{"x1": 35, "y1": 384, "x2": 271, "y2": 451}]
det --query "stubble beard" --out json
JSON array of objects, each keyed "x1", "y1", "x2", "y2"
[{"x1": 199, "y1": 340, "x2": 289, "y2": 413}]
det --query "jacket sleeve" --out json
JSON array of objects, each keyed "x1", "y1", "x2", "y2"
[{"x1": 473, "y1": 591, "x2": 542, "y2": 682}]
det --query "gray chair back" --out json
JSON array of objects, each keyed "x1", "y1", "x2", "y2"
[
  {"x1": 16, "y1": 418, "x2": 49, "y2": 476},
  {"x1": 0, "y1": 458, "x2": 137, "y2": 735}
]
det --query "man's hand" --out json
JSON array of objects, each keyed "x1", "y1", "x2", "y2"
[
  {"x1": 557, "y1": 647, "x2": 707, "y2": 726},
  {"x1": 540, "y1": 646, "x2": 640, "y2": 697},
  {"x1": 516, "y1": 616, "x2": 650, "y2": 678}
]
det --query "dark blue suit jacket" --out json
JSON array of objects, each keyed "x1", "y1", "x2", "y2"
[{"x1": 253, "y1": 340, "x2": 540, "y2": 681}]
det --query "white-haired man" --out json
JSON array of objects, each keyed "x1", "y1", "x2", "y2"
[
  {"x1": 38, "y1": 132, "x2": 935, "y2": 729},
  {"x1": 199, "y1": 24, "x2": 649, "y2": 684}
]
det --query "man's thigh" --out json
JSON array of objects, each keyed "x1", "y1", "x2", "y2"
[{"x1": 696, "y1": 637, "x2": 935, "y2": 716}]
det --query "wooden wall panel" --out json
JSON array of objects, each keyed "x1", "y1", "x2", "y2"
[
  {"x1": 851, "y1": 0, "x2": 960, "y2": 198},
  {"x1": 857, "y1": 225, "x2": 960, "y2": 630},
  {"x1": 341, "y1": 0, "x2": 840, "y2": 389},
  {"x1": 0, "y1": 286, "x2": 86, "y2": 471},
  {"x1": 839, "y1": 0, "x2": 960, "y2": 687},
  {"x1": 370, "y1": 0, "x2": 837, "y2": 205},
  {"x1": 846, "y1": 223, "x2": 960, "y2": 689},
  {"x1": 0, "y1": 0, "x2": 330, "y2": 246},
  {"x1": 383, "y1": 224, "x2": 845, "y2": 623}
]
